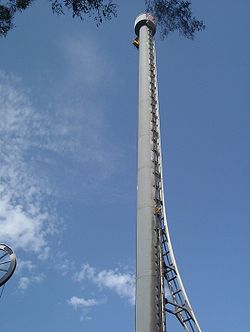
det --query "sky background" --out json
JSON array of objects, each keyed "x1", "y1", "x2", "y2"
[{"x1": 0, "y1": 0, "x2": 249, "y2": 331}]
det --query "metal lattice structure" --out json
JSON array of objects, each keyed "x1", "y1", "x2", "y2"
[{"x1": 134, "y1": 14, "x2": 202, "y2": 332}]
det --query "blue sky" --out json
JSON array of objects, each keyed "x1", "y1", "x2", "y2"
[{"x1": 0, "y1": 0, "x2": 249, "y2": 331}]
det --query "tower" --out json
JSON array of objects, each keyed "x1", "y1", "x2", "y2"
[{"x1": 134, "y1": 13, "x2": 202, "y2": 332}]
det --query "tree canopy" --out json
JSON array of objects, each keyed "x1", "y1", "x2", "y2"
[{"x1": 0, "y1": 0, "x2": 205, "y2": 38}]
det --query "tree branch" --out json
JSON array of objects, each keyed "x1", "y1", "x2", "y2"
[{"x1": 146, "y1": 0, "x2": 205, "y2": 39}]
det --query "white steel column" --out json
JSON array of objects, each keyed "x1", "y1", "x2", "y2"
[
  {"x1": 135, "y1": 14, "x2": 164, "y2": 332},
  {"x1": 134, "y1": 12, "x2": 202, "y2": 332}
]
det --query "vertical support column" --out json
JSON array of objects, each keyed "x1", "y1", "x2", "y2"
[
  {"x1": 134, "y1": 13, "x2": 202, "y2": 332},
  {"x1": 135, "y1": 14, "x2": 164, "y2": 332}
]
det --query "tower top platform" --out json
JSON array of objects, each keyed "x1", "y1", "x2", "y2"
[{"x1": 134, "y1": 13, "x2": 156, "y2": 36}]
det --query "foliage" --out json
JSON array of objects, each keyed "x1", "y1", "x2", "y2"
[
  {"x1": 0, "y1": 1, "x2": 34, "y2": 36},
  {"x1": 0, "y1": 0, "x2": 117, "y2": 37},
  {"x1": 0, "y1": 5, "x2": 12, "y2": 36},
  {"x1": 50, "y1": 0, "x2": 117, "y2": 23},
  {"x1": 0, "y1": 0, "x2": 204, "y2": 38},
  {"x1": 146, "y1": 0, "x2": 205, "y2": 39}
]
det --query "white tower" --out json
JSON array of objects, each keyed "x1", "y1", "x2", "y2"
[{"x1": 134, "y1": 13, "x2": 202, "y2": 332}]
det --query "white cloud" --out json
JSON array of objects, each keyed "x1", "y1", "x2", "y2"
[
  {"x1": 67, "y1": 295, "x2": 102, "y2": 321},
  {"x1": 74, "y1": 264, "x2": 135, "y2": 305},
  {"x1": 0, "y1": 73, "x2": 53, "y2": 256},
  {"x1": 63, "y1": 36, "x2": 113, "y2": 86},
  {"x1": 16, "y1": 259, "x2": 45, "y2": 291},
  {"x1": 54, "y1": 252, "x2": 75, "y2": 276},
  {"x1": 94, "y1": 269, "x2": 135, "y2": 305},
  {"x1": 73, "y1": 263, "x2": 95, "y2": 282},
  {"x1": 68, "y1": 296, "x2": 99, "y2": 310},
  {"x1": 16, "y1": 259, "x2": 35, "y2": 274},
  {"x1": 0, "y1": 196, "x2": 48, "y2": 253},
  {"x1": 164, "y1": 286, "x2": 171, "y2": 300},
  {"x1": 0, "y1": 72, "x2": 61, "y2": 261},
  {"x1": 0, "y1": 66, "x2": 121, "y2": 295},
  {"x1": 18, "y1": 274, "x2": 45, "y2": 290},
  {"x1": 0, "y1": 67, "x2": 119, "y2": 261}
]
